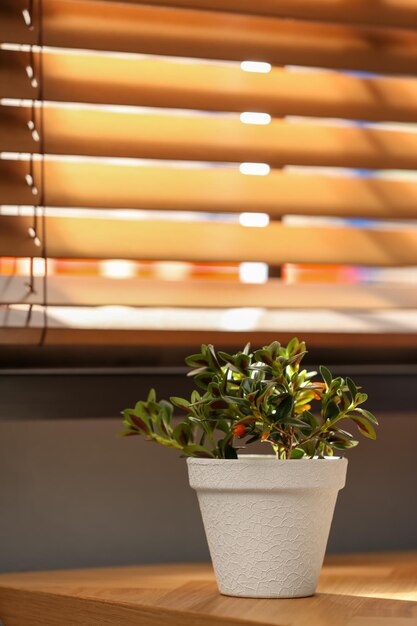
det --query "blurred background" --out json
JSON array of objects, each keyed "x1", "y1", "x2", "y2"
[{"x1": 0, "y1": 0, "x2": 417, "y2": 572}]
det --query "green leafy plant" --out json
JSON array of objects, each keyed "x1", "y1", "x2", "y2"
[{"x1": 121, "y1": 338, "x2": 378, "y2": 459}]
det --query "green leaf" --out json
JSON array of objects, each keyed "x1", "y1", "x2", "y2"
[
  {"x1": 209, "y1": 398, "x2": 230, "y2": 410},
  {"x1": 285, "y1": 351, "x2": 308, "y2": 367},
  {"x1": 279, "y1": 416, "x2": 310, "y2": 428},
  {"x1": 346, "y1": 377, "x2": 357, "y2": 400},
  {"x1": 222, "y1": 395, "x2": 248, "y2": 407},
  {"x1": 129, "y1": 414, "x2": 150, "y2": 435},
  {"x1": 186, "y1": 366, "x2": 207, "y2": 377},
  {"x1": 194, "y1": 372, "x2": 214, "y2": 389},
  {"x1": 320, "y1": 365, "x2": 332, "y2": 388},
  {"x1": 235, "y1": 353, "x2": 251, "y2": 373},
  {"x1": 301, "y1": 410, "x2": 319, "y2": 430},
  {"x1": 272, "y1": 395, "x2": 294, "y2": 422},
  {"x1": 290, "y1": 448, "x2": 305, "y2": 459},
  {"x1": 268, "y1": 341, "x2": 281, "y2": 359},
  {"x1": 351, "y1": 416, "x2": 377, "y2": 440},
  {"x1": 254, "y1": 349, "x2": 273, "y2": 366},
  {"x1": 190, "y1": 390, "x2": 201, "y2": 404},
  {"x1": 301, "y1": 442, "x2": 317, "y2": 458},
  {"x1": 328, "y1": 436, "x2": 359, "y2": 450},
  {"x1": 245, "y1": 391, "x2": 258, "y2": 403},
  {"x1": 286, "y1": 337, "x2": 299, "y2": 356},
  {"x1": 207, "y1": 382, "x2": 221, "y2": 397},
  {"x1": 341, "y1": 392, "x2": 351, "y2": 412},
  {"x1": 172, "y1": 422, "x2": 192, "y2": 447},
  {"x1": 354, "y1": 408, "x2": 379, "y2": 425},
  {"x1": 218, "y1": 351, "x2": 235, "y2": 364},
  {"x1": 356, "y1": 392, "x2": 368, "y2": 404},
  {"x1": 207, "y1": 344, "x2": 221, "y2": 370},
  {"x1": 255, "y1": 383, "x2": 274, "y2": 408},
  {"x1": 159, "y1": 399, "x2": 173, "y2": 421},
  {"x1": 216, "y1": 419, "x2": 230, "y2": 434},
  {"x1": 325, "y1": 401, "x2": 340, "y2": 421},
  {"x1": 170, "y1": 396, "x2": 190, "y2": 410},
  {"x1": 184, "y1": 354, "x2": 208, "y2": 368},
  {"x1": 334, "y1": 427, "x2": 355, "y2": 440}
]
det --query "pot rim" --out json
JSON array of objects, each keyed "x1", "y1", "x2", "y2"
[
  {"x1": 187, "y1": 454, "x2": 346, "y2": 464},
  {"x1": 187, "y1": 454, "x2": 348, "y2": 491}
]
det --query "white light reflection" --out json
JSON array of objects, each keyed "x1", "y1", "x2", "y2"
[
  {"x1": 239, "y1": 262, "x2": 269, "y2": 284},
  {"x1": 241, "y1": 61, "x2": 271, "y2": 73}
]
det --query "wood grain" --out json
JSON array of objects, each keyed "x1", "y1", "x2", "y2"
[
  {"x1": 5, "y1": 104, "x2": 417, "y2": 170},
  {"x1": 0, "y1": 553, "x2": 416, "y2": 626},
  {"x1": 2, "y1": 0, "x2": 417, "y2": 74},
  {"x1": 4, "y1": 49, "x2": 417, "y2": 123},
  {"x1": 3, "y1": 159, "x2": 417, "y2": 221},
  {"x1": 2, "y1": 327, "x2": 417, "y2": 348},
  {"x1": 2, "y1": 215, "x2": 417, "y2": 266},
  {"x1": 3, "y1": 275, "x2": 417, "y2": 309}
]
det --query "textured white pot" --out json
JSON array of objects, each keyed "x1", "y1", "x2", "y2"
[{"x1": 187, "y1": 454, "x2": 348, "y2": 598}]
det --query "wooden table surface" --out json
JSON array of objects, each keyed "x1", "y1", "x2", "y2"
[{"x1": 0, "y1": 552, "x2": 416, "y2": 626}]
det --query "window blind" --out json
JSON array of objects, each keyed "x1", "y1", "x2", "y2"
[{"x1": 1, "y1": 0, "x2": 417, "y2": 348}]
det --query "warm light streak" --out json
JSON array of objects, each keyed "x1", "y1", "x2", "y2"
[
  {"x1": 241, "y1": 61, "x2": 271, "y2": 73},
  {"x1": 100, "y1": 260, "x2": 136, "y2": 279},
  {"x1": 239, "y1": 262, "x2": 268, "y2": 284},
  {"x1": 220, "y1": 308, "x2": 264, "y2": 331},
  {"x1": 239, "y1": 162, "x2": 270, "y2": 176},
  {"x1": 239, "y1": 213, "x2": 269, "y2": 227},
  {"x1": 240, "y1": 112, "x2": 271, "y2": 125},
  {"x1": 16, "y1": 257, "x2": 52, "y2": 276},
  {"x1": 153, "y1": 262, "x2": 191, "y2": 281}
]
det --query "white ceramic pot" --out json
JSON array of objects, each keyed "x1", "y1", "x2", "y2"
[{"x1": 187, "y1": 454, "x2": 348, "y2": 598}]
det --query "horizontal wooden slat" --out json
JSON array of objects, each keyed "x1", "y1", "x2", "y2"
[
  {"x1": 2, "y1": 159, "x2": 417, "y2": 221},
  {"x1": 0, "y1": 327, "x2": 42, "y2": 345},
  {"x1": 3, "y1": 328, "x2": 417, "y2": 347},
  {"x1": 0, "y1": 213, "x2": 41, "y2": 258},
  {"x1": 4, "y1": 105, "x2": 417, "y2": 170},
  {"x1": 2, "y1": 307, "x2": 417, "y2": 347},
  {"x1": 4, "y1": 49, "x2": 417, "y2": 124},
  {"x1": 101, "y1": 0, "x2": 417, "y2": 29},
  {"x1": 2, "y1": 0, "x2": 417, "y2": 75},
  {"x1": 1, "y1": 215, "x2": 416, "y2": 266},
  {"x1": 2, "y1": 275, "x2": 417, "y2": 309}
]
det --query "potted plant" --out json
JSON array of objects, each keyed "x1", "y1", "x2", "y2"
[{"x1": 121, "y1": 338, "x2": 378, "y2": 598}]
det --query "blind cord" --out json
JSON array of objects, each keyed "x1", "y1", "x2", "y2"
[
  {"x1": 37, "y1": 0, "x2": 48, "y2": 347},
  {"x1": 21, "y1": 0, "x2": 47, "y2": 342}
]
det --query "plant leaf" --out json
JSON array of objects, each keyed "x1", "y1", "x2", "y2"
[
  {"x1": 170, "y1": 396, "x2": 190, "y2": 410},
  {"x1": 325, "y1": 401, "x2": 340, "y2": 421},
  {"x1": 272, "y1": 395, "x2": 294, "y2": 422},
  {"x1": 290, "y1": 448, "x2": 305, "y2": 459},
  {"x1": 351, "y1": 416, "x2": 377, "y2": 440},
  {"x1": 185, "y1": 354, "x2": 208, "y2": 367},
  {"x1": 355, "y1": 408, "x2": 379, "y2": 425},
  {"x1": 346, "y1": 377, "x2": 357, "y2": 400},
  {"x1": 320, "y1": 365, "x2": 332, "y2": 388}
]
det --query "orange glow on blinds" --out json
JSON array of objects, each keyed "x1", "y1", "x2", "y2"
[{"x1": 1, "y1": 0, "x2": 417, "y2": 345}]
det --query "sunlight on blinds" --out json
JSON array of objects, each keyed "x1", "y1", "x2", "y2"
[{"x1": 1, "y1": 0, "x2": 417, "y2": 346}]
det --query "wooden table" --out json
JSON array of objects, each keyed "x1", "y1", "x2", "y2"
[{"x1": 0, "y1": 552, "x2": 416, "y2": 626}]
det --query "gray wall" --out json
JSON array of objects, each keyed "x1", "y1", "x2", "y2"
[{"x1": 0, "y1": 412, "x2": 416, "y2": 573}]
